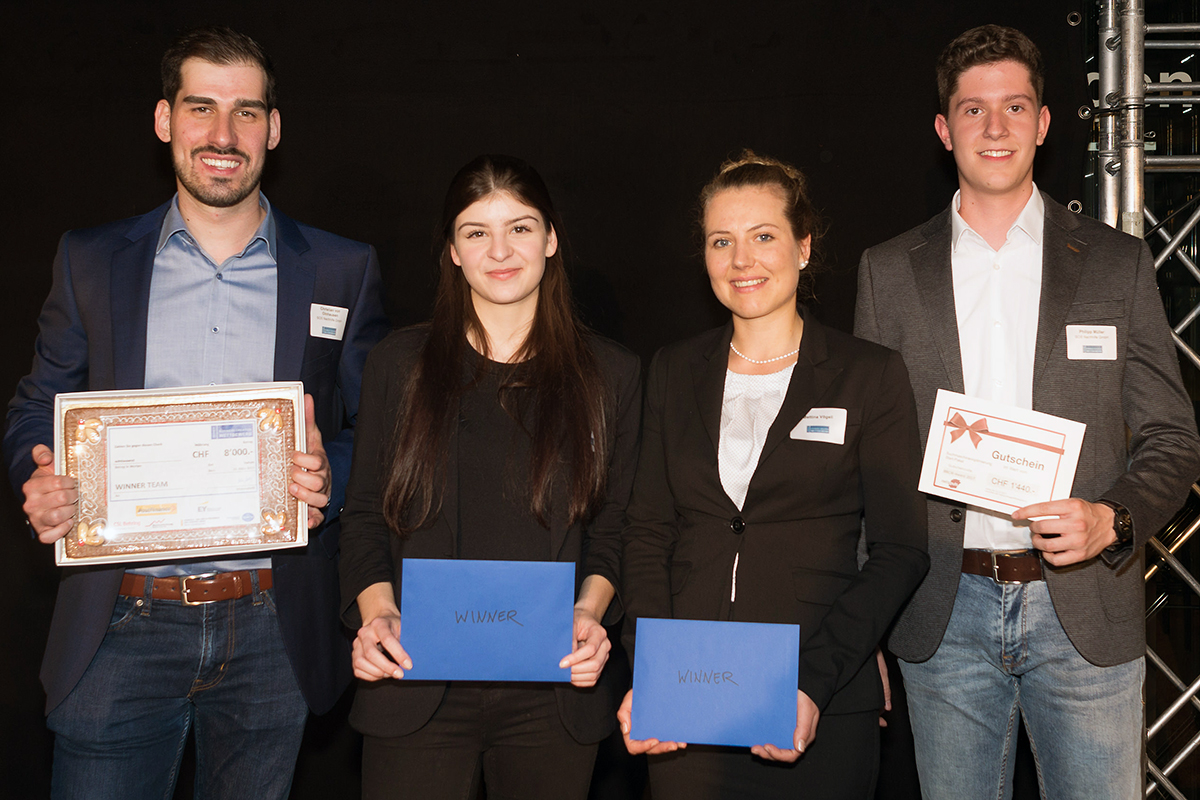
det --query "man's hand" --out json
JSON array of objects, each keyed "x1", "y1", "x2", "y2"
[
  {"x1": 22, "y1": 444, "x2": 78, "y2": 544},
  {"x1": 290, "y1": 394, "x2": 331, "y2": 528},
  {"x1": 1012, "y1": 498, "x2": 1117, "y2": 566}
]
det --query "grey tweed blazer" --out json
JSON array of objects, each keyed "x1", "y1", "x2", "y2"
[{"x1": 854, "y1": 194, "x2": 1200, "y2": 667}]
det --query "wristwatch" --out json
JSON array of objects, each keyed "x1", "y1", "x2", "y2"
[{"x1": 1097, "y1": 499, "x2": 1133, "y2": 554}]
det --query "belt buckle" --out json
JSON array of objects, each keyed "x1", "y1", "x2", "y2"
[
  {"x1": 990, "y1": 551, "x2": 1028, "y2": 585},
  {"x1": 179, "y1": 572, "x2": 222, "y2": 605}
]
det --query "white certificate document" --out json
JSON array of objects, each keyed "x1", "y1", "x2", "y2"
[
  {"x1": 54, "y1": 382, "x2": 307, "y2": 566},
  {"x1": 106, "y1": 419, "x2": 262, "y2": 535},
  {"x1": 918, "y1": 390, "x2": 1086, "y2": 514}
]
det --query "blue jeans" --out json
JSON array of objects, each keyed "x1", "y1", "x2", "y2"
[
  {"x1": 46, "y1": 577, "x2": 309, "y2": 800},
  {"x1": 899, "y1": 573, "x2": 1143, "y2": 800}
]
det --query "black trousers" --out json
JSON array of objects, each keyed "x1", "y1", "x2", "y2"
[
  {"x1": 647, "y1": 710, "x2": 880, "y2": 800},
  {"x1": 361, "y1": 683, "x2": 598, "y2": 800}
]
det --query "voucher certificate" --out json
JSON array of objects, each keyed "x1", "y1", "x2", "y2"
[
  {"x1": 918, "y1": 390, "x2": 1086, "y2": 515},
  {"x1": 53, "y1": 382, "x2": 307, "y2": 566}
]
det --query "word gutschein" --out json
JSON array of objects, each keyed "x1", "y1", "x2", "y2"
[
  {"x1": 992, "y1": 451, "x2": 1045, "y2": 471},
  {"x1": 454, "y1": 609, "x2": 524, "y2": 626},
  {"x1": 678, "y1": 669, "x2": 739, "y2": 686}
]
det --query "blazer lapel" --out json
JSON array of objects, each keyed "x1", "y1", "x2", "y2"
[
  {"x1": 693, "y1": 323, "x2": 734, "y2": 456},
  {"x1": 749, "y1": 311, "x2": 841, "y2": 488},
  {"x1": 1032, "y1": 197, "x2": 1085, "y2": 392},
  {"x1": 909, "y1": 210, "x2": 967, "y2": 394},
  {"x1": 272, "y1": 211, "x2": 315, "y2": 382},
  {"x1": 111, "y1": 206, "x2": 169, "y2": 390}
]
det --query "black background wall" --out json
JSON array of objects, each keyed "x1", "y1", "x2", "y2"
[{"x1": 1, "y1": 2, "x2": 1089, "y2": 796}]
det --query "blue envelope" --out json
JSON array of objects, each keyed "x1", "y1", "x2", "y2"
[
  {"x1": 399, "y1": 559, "x2": 575, "y2": 682},
  {"x1": 631, "y1": 617, "x2": 800, "y2": 748}
]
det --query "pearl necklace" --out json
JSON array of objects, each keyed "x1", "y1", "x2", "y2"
[{"x1": 729, "y1": 342, "x2": 800, "y2": 365}]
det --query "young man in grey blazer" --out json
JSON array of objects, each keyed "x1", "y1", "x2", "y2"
[{"x1": 855, "y1": 24, "x2": 1200, "y2": 799}]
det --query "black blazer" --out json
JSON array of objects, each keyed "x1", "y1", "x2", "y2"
[
  {"x1": 622, "y1": 310, "x2": 928, "y2": 715},
  {"x1": 339, "y1": 327, "x2": 642, "y2": 743}
]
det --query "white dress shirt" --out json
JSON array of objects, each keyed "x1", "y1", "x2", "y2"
[
  {"x1": 719, "y1": 364, "x2": 795, "y2": 602},
  {"x1": 719, "y1": 365, "x2": 795, "y2": 511},
  {"x1": 951, "y1": 187, "x2": 1044, "y2": 551}
]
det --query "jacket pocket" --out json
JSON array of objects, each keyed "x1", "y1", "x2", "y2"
[{"x1": 792, "y1": 568, "x2": 853, "y2": 606}]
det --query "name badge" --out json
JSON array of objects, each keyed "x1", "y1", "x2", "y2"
[
  {"x1": 1065, "y1": 325, "x2": 1117, "y2": 360},
  {"x1": 790, "y1": 408, "x2": 847, "y2": 445},
  {"x1": 310, "y1": 304, "x2": 349, "y2": 341}
]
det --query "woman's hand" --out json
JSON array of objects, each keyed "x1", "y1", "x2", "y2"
[
  {"x1": 563, "y1": 574, "x2": 617, "y2": 687},
  {"x1": 751, "y1": 690, "x2": 819, "y2": 762},
  {"x1": 352, "y1": 614, "x2": 411, "y2": 680},
  {"x1": 617, "y1": 689, "x2": 687, "y2": 755},
  {"x1": 560, "y1": 607, "x2": 611, "y2": 687},
  {"x1": 876, "y1": 648, "x2": 892, "y2": 727},
  {"x1": 352, "y1": 583, "x2": 411, "y2": 681}
]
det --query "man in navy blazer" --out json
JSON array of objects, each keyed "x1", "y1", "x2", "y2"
[
  {"x1": 855, "y1": 25, "x2": 1200, "y2": 799},
  {"x1": 4, "y1": 26, "x2": 389, "y2": 799}
]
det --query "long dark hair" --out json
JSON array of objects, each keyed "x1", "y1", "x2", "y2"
[{"x1": 382, "y1": 154, "x2": 611, "y2": 533}]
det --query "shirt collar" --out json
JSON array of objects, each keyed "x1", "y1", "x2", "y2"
[
  {"x1": 155, "y1": 193, "x2": 277, "y2": 262},
  {"x1": 950, "y1": 184, "x2": 1044, "y2": 253}
]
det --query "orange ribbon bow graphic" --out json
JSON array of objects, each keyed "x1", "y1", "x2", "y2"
[
  {"x1": 947, "y1": 413, "x2": 988, "y2": 447},
  {"x1": 944, "y1": 412, "x2": 1065, "y2": 455}
]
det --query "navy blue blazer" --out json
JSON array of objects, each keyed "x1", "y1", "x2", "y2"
[{"x1": 4, "y1": 201, "x2": 391, "y2": 714}]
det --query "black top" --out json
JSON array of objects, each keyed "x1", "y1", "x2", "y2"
[
  {"x1": 339, "y1": 326, "x2": 642, "y2": 742},
  {"x1": 457, "y1": 353, "x2": 547, "y2": 562}
]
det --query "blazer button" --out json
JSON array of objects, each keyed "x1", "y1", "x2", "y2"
[
  {"x1": 730, "y1": 516, "x2": 746, "y2": 534},
  {"x1": 949, "y1": 508, "x2": 964, "y2": 523}
]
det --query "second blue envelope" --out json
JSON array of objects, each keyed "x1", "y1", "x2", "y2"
[{"x1": 631, "y1": 617, "x2": 801, "y2": 748}]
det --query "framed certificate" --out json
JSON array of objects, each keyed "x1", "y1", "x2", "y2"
[{"x1": 53, "y1": 382, "x2": 307, "y2": 566}]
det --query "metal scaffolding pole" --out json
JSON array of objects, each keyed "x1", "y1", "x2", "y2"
[
  {"x1": 1121, "y1": 0, "x2": 1147, "y2": 235},
  {"x1": 1097, "y1": 3, "x2": 1200, "y2": 796},
  {"x1": 1099, "y1": 1, "x2": 1122, "y2": 226}
]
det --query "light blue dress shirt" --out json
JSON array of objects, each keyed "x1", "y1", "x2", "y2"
[{"x1": 131, "y1": 194, "x2": 279, "y2": 577}]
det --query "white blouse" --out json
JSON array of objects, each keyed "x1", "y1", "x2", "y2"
[{"x1": 718, "y1": 364, "x2": 795, "y2": 511}]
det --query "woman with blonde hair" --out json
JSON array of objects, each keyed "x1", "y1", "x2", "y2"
[{"x1": 619, "y1": 151, "x2": 928, "y2": 799}]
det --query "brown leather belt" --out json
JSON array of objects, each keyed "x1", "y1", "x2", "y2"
[
  {"x1": 962, "y1": 549, "x2": 1043, "y2": 584},
  {"x1": 119, "y1": 569, "x2": 272, "y2": 605}
]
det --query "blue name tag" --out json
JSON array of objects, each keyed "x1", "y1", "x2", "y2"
[
  {"x1": 806, "y1": 425, "x2": 830, "y2": 434},
  {"x1": 1082, "y1": 345, "x2": 1103, "y2": 354}
]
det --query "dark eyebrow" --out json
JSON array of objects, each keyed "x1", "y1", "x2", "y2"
[
  {"x1": 707, "y1": 222, "x2": 781, "y2": 237},
  {"x1": 456, "y1": 215, "x2": 539, "y2": 233},
  {"x1": 179, "y1": 95, "x2": 267, "y2": 111},
  {"x1": 954, "y1": 92, "x2": 1035, "y2": 111}
]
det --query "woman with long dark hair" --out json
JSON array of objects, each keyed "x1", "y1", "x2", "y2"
[
  {"x1": 339, "y1": 154, "x2": 640, "y2": 799},
  {"x1": 618, "y1": 151, "x2": 928, "y2": 799}
]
